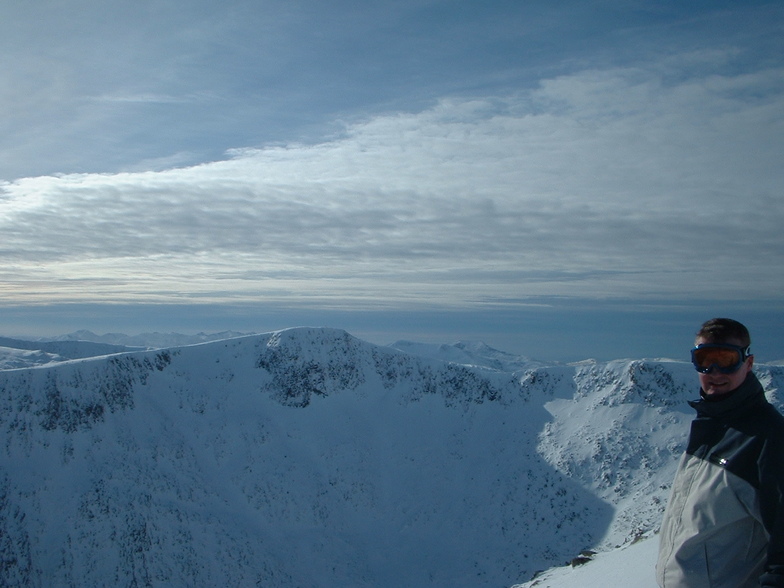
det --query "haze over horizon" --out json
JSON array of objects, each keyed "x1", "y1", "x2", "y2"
[{"x1": 1, "y1": 1, "x2": 782, "y2": 362}]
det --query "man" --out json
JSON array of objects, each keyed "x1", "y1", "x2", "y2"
[{"x1": 656, "y1": 318, "x2": 784, "y2": 587}]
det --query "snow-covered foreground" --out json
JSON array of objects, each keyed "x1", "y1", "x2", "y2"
[
  {"x1": 514, "y1": 534, "x2": 660, "y2": 587},
  {"x1": 0, "y1": 328, "x2": 782, "y2": 586}
]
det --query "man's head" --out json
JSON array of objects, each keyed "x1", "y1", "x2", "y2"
[{"x1": 692, "y1": 318, "x2": 754, "y2": 397}]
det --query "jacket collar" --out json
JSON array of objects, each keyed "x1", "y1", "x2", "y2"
[{"x1": 688, "y1": 372, "x2": 766, "y2": 420}]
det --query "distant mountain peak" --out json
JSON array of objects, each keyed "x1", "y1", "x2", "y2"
[{"x1": 39, "y1": 329, "x2": 256, "y2": 349}]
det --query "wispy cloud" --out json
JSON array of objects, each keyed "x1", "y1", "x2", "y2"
[
  {"x1": 87, "y1": 93, "x2": 202, "y2": 104},
  {"x1": 2, "y1": 58, "x2": 783, "y2": 310}
]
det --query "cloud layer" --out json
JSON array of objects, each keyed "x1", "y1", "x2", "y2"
[{"x1": 2, "y1": 57, "x2": 783, "y2": 311}]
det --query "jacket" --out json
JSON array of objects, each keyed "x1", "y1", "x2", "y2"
[{"x1": 656, "y1": 372, "x2": 784, "y2": 587}]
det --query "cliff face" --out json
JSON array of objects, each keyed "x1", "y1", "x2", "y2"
[{"x1": 0, "y1": 327, "x2": 781, "y2": 587}]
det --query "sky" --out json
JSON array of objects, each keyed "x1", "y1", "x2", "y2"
[{"x1": 1, "y1": 0, "x2": 783, "y2": 362}]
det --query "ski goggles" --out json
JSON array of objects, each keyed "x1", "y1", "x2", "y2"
[{"x1": 690, "y1": 343, "x2": 751, "y2": 374}]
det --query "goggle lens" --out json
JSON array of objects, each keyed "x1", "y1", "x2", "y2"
[{"x1": 690, "y1": 344, "x2": 748, "y2": 374}]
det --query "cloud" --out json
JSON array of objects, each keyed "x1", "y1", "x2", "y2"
[
  {"x1": 2, "y1": 60, "x2": 783, "y2": 310},
  {"x1": 88, "y1": 94, "x2": 199, "y2": 104}
]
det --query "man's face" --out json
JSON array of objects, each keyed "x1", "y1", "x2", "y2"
[{"x1": 695, "y1": 336, "x2": 754, "y2": 396}]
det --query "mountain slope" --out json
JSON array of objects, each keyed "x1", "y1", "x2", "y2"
[
  {"x1": 0, "y1": 336, "x2": 137, "y2": 369},
  {"x1": 0, "y1": 331, "x2": 256, "y2": 370},
  {"x1": 40, "y1": 329, "x2": 255, "y2": 349},
  {"x1": 0, "y1": 327, "x2": 781, "y2": 586},
  {"x1": 512, "y1": 534, "x2": 660, "y2": 587}
]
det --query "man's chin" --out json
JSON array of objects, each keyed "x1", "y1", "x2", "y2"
[{"x1": 703, "y1": 382, "x2": 732, "y2": 396}]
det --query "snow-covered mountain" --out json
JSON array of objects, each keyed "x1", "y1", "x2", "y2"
[
  {"x1": 0, "y1": 336, "x2": 137, "y2": 369},
  {"x1": 389, "y1": 339, "x2": 555, "y2": 372},
  {"x1": 0, "y1": 327, "x2": 782, "y2": 587},
  {"x1": 0, "y1": 331, "x2": 251, "y2": 370},
  {"x1": 40, "y1": 329, "x2": 255, "y2": 349}
]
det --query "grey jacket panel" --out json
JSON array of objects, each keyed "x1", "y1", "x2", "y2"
[
  {"x1": 656, "y1": 373, "x2": 784, "y2": 588},
  {"x1": 657, "y1": 453, "x2": 767, "y2": 587}
]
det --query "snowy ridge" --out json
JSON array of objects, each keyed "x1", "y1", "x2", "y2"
[
  {"x1": 0, "y1": 336, "x2": 136, "y2": 369},
  {"x1": 531, "y1": 359, "x2": 696, "y2": 548},
  {"x1": 389, "y1": 339, "x2": 553, "y2": 372},
  {"x1": 0, "y1": 327, "x2": 782, "y2": 587},
  {"x1": 39, "y1": 329, "x2": 255, "y2": 349},
  {"x1": 0, "y1": 346, "x2": 63, "y2": 370}
]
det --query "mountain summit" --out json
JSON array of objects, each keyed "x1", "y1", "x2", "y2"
[{"x1": 0, "y1": 327, "x2": 781, "y2": 586}]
